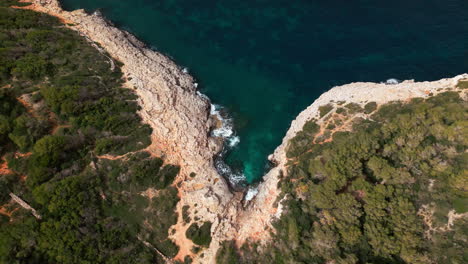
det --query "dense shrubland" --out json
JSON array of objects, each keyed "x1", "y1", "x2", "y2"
[
  {"x1": 0, "y1": 4, "x2": 179, "y2": 263},
  {"x1": 217, "y1": 91, "x2": 467, "y2": 263}
]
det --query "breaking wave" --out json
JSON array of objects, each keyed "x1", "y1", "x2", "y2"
[
  {"x1": 244, "y1": 186, "x2": 259, "y2": 201},
  {"x1": 214, "y1": 158, "x2": 246, "y2": 186},
  {"x1": 383, "y1": 78, "x2": 400, "y2": 85},
  {"x1": 209, "y1": 104, "x2": 246, "y2": 187},
  {"x1": 210, "y1": 104, "x2": 239, "y2": 147}
]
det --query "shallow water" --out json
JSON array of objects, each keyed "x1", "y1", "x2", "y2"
[{"x1": 61, "y1": 0, "x2": 468, "y2": 183}]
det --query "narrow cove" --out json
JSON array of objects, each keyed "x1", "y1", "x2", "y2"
[{"x1": 61, "y1": 0, "x2": 468, "y2": 184}]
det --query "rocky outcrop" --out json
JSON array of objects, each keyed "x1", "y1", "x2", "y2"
[
  {"x1": 236, "y1": 74, "x2": 468, "y2": 245},
  {"x1": 273, "y1": 74, "x2": 468, "y2": 159}
]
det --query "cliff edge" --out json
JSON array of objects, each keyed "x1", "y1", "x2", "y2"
[
  {"x1": 236, "y1": 73, "x2": 468, "y2": 246},
  {"x1": 19, "y1": 0, "x2": 239, "y2": 262}
]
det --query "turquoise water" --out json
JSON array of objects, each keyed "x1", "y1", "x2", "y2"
[{"x1": 61, "y1": 0, "x2": 468, "y2": 184}]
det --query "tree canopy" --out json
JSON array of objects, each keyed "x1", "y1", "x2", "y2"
[{"x1": 0, "y1": 4, "x2": 180, "y2": 263}]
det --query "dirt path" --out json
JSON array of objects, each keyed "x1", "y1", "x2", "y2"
[
  {"x1": 0, "y1": 157, "x2": 13, "y2": 175},
  {"x1": 51, "y1": 124, "x2": 71, "y2": 134},
  {"x1": 0, "y1": 206, "x2": 13, "y2": 218},
  {"x1": 16, "y1": 95, "x2": 38, "y2": 118},
  {"x1": 313, "y1": 111, "x2": 371, "y2": 144},
  {"x1": 97, "y1": 151, "x2": 138, "y2": 160}
]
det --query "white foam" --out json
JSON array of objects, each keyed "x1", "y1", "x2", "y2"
[
  {"x1": 182, "y1": 67, "x2": 189, "y2": 74},
  {"x1": 196, "y1": 91, "x2": 209, "y2": 100},
  {"x1": 245, "y1": 186, "x2": 259, "y2": 201},
  {"x1": 385, "y1": 78, "x2": 400, "y2": 85},
  {"x1": 211, "y1": 104, "x2": 235, "y2": 138},
  {"x1": 214, "y1": 158, "x2": 245, "y2": 185},
  {"x1": 210, "y1": 104, "x2": 246, "y2": 186},
  {"x1": 210, "y1": 104, "x2": 221, "y2": 115},
  {"x1": 228, "y1": 136, "x2": 240, "y2": 147},
  {"x1": 212, "y1": 125, "x2": 234, "y2": 138},
  {"x1": 92, "y1": 10, "x2": 102, "y2": 16}
]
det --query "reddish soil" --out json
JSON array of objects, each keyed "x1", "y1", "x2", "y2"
[
  {"x1": 0, "y1": 155, "x2": 16, "y2": 176},
  {"x1": 172, "y1": 189, "x2": 196, "y2": 262},
  {"x1": 0, "y1": 201, "x2": 19, "y2": 219},
  {"x1": 0, "y1": 206, "x2": 13, "y2": 218},
  {"x1": 16, "y1": 96, "x2": 39, "y2": 118},
  {"x1": 13, "y1": 1, "x2": 74, "y2": 25},
  {"x1": 0, "y1": 161, "x2": 12, "y2": 176},
  {"x1": 51, "y1": 124, "x2": 71, "y2": 135},
  {"x1": 15, "y1": 152, "x2": 32, "y2": 158}
]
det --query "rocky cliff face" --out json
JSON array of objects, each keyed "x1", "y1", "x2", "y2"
[
  {"x1": 22, "y1": 0, "x2": 238, "y2": 262},
  {"x1": 21, "y1": 1, "x2": 468, "y2": 263}
]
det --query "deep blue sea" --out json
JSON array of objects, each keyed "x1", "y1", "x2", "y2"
[{"x1": 61, "y1": 0, "x2": 468, "y2": 183}]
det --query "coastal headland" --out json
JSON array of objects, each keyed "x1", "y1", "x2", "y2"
[{"x1": 15, "y1": 1, "x2": 468, "y2": 263}]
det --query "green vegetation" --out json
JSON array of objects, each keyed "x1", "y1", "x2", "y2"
[
  {"x1": 0, "y1": 4, "x2": 179, "y2": 264},
  {"x1": 335, "y1": 107, "x2": 346, "y2": 114},
  {"x1": 217, "y1": 92, "x2": 467, "y2": 264},
  {"x1": 186, "y1": 221, "x2": 212, "y2": 247},
  {"x1": 216, "y1": 241, "x2": 241, "y2": 264},
  {"x1": 286, "y1": 119, "x2": 319, "y2": 159},
  {"x1": 457, "y1": 79, "x2": 468, "y2": 89},
  {"x1": 319, "y1": 104, "x2": 333, "y2": 118},
  {"x1": 0, "y1": 0, "x2": 30, "y2": 7},
  {"x1": 183, "y1": 205, "x2": 191, "y2": 224},
  {"x1": 364, "y1": 101, "x2": 377, "y2": 113},
  {"x1": 344, "y1": 102, "x2": 363, "y2": 114}
]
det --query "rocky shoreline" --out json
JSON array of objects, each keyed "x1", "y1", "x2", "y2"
[
  {"x1": 19, "y1": 1, "x2": 468, "y2": 263},
  {"x1": 20, "y1": 0, "x2": 239, "y2": 262}
]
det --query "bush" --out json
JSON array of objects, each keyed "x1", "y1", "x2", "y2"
[
  {"x1": 457, "y1": 80, "x2": 468, "y2": 89},
  {"x1": 286, "y1": 120, "x2": 320, "y2": 158},
  {"x1": 186, "y1": 221, "x2": 212, "y2": 247},
  {"x1": 12, "y1": 54, "x2": 53, "y2": 80},
  {"x1": 0, "y1": 180, "x2": 11, "y2": 204},
  {"x1": 182, "y1": 205, "x2": 191, "y2": 224},
  {"x1": 94, "y1": 138, "x2": 116, "y2": 155},
  {"x1": 8, "y1": 115, "x2": 49, "y2": 151},
  {"x1": 216, "y1": 241, "x2": 241, "y2": 264},
  {"x1": 32, "y1": 135, "x2": 65, "y2": 167},
  {"x1": 335, "y1": 107, "x2": 346, "y2": 114},
  {"x1": 344, "y1": 102, "x2": 363, "y2": 114},
  {"x1": 319, "y1": 104, "x2": 333, "y2": 118},
  {"x1": 364, "y1": 101, "x2": 377, "y2": 113},
  {"x1": 155, "y1": 164, "x2": 180, "y2": 189}
]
